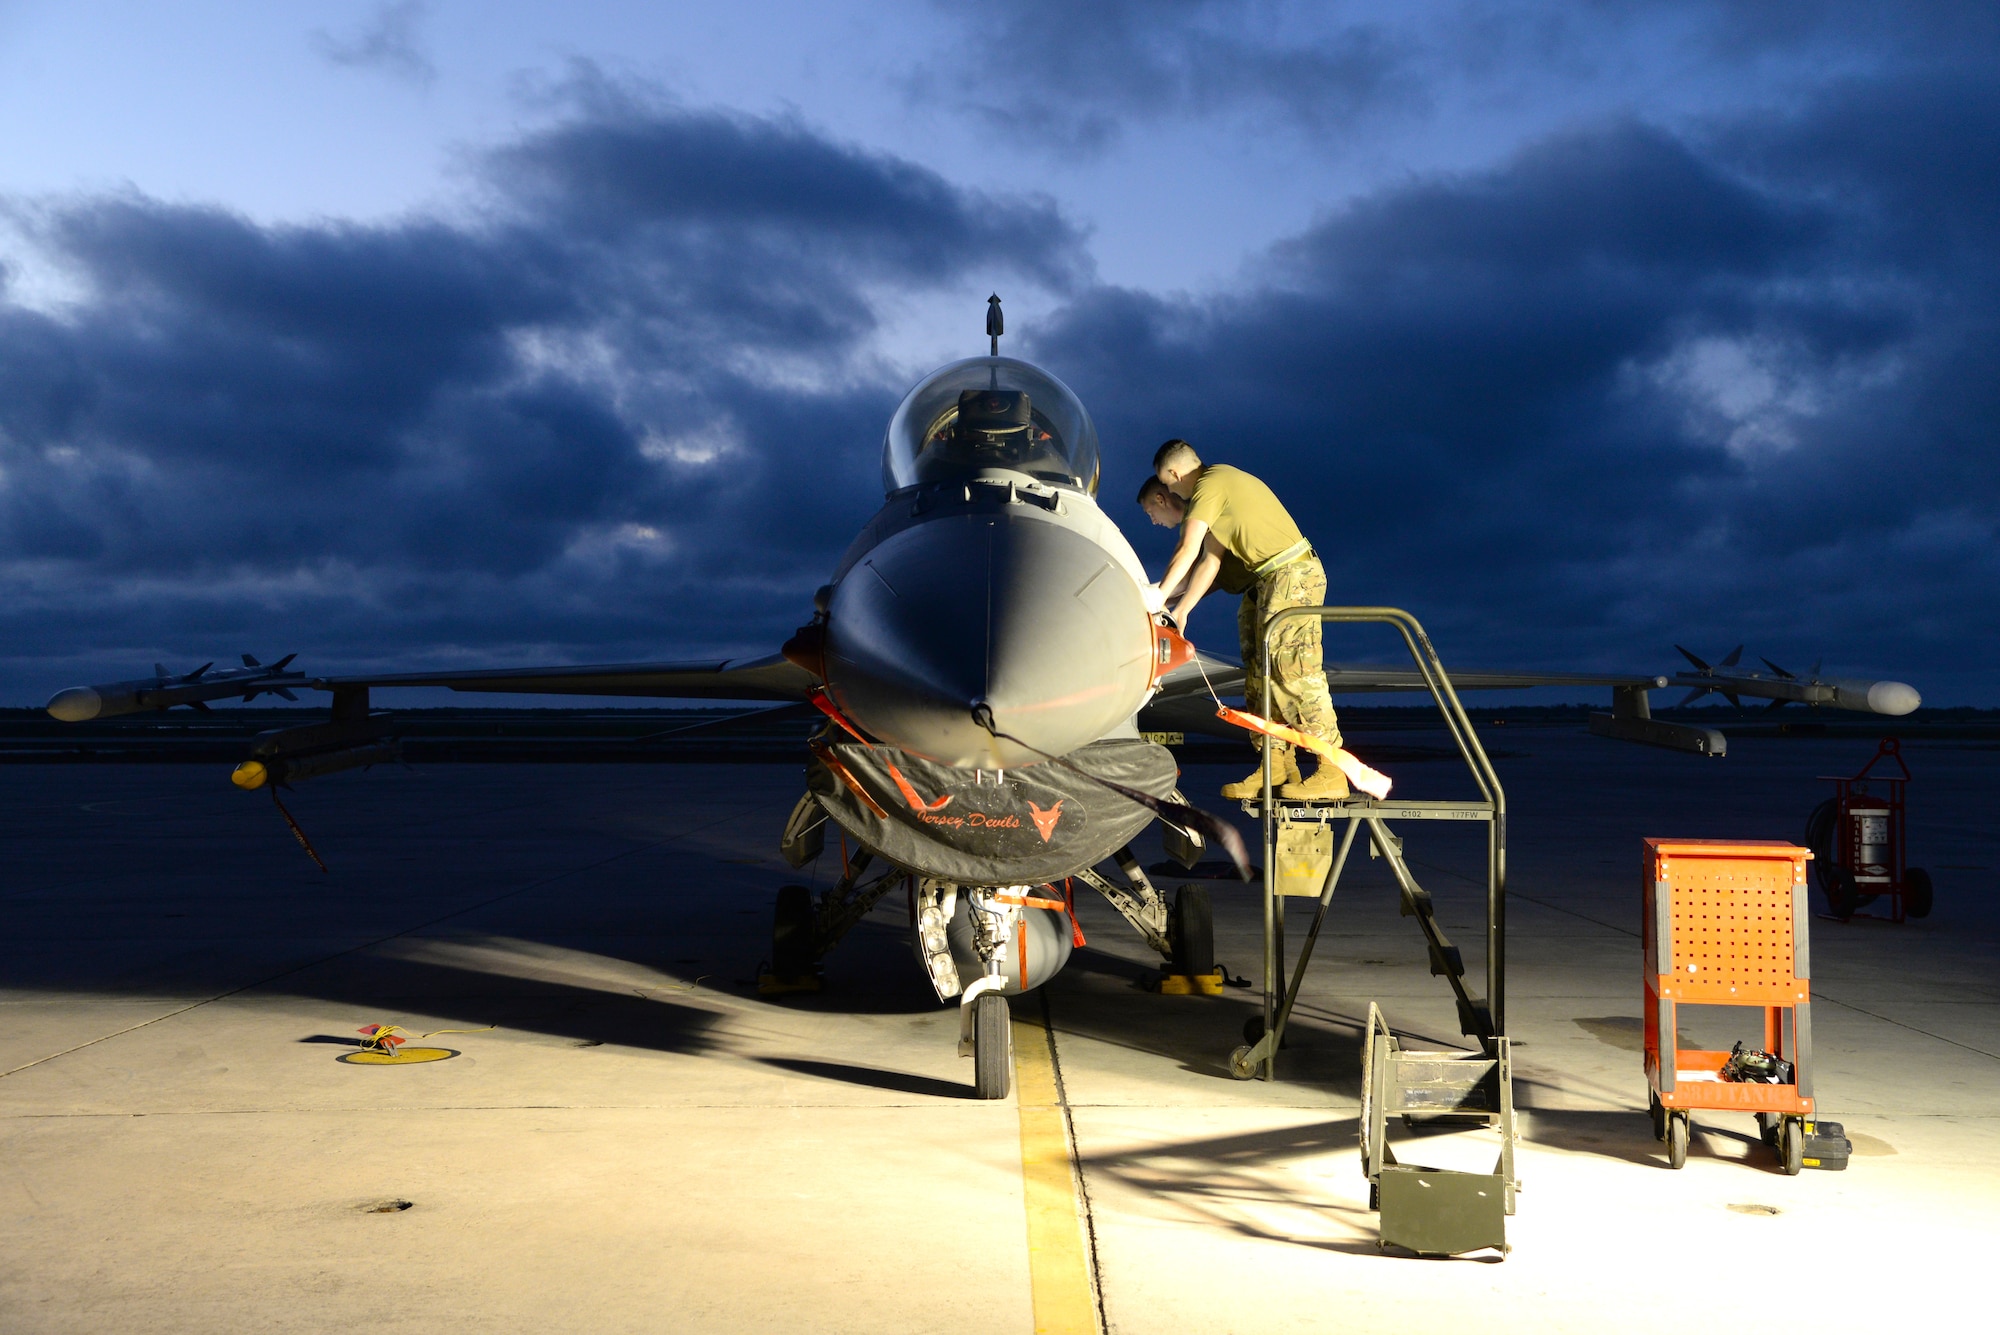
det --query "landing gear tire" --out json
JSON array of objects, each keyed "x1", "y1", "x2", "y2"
[
  {"x1": 1779, "y1": 1116, "x2": 1804, "y2": 1176},
  {"x1": 1170, "y1": 886, "x2": 1214, "y2": 977},
  {"x1": 1666, "y1": 1111, "x2": 1689, "y2": 1169},
  {"x1": 1905, "y1": 867, "x2": 1934, "y2": 919},
  {"x1": 972, "y1": 992, "x2": 1012, "y2": 1100},
  {"x1": 772, "y1": 884, "x2": 816, "y2": 982}
]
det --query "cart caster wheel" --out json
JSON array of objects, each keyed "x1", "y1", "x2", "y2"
[
  {"x1": 1649, "y1": 1095, "x2": 1666, "y2": 1142},
  {"x1": 1227, "y1": 1044, "x2": 1257, "y2": 1080},
  {"x1": 1666, "y1": 1111, "x2": 1689, "y2": 1169},
  {"x1": 1779, "y1": 1117, "x2": 1804, "y2": 1176}
]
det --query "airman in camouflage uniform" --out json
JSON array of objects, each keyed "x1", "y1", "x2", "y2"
[{"x1": 1142, "y1": 446, "x2": 1343, "y2": 800}]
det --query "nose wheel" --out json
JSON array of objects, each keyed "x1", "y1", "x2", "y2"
[{"x1": 971, "y1": 992, "x2": 1012, "y2": 1100}]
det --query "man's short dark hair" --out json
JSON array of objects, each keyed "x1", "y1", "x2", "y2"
[
  {"x1": 1136, "y1": 476, "x2": 1173, "y2": 505},
  {"x1": 1153, "y1": 438, "x2": 1201, "y2": 474}
]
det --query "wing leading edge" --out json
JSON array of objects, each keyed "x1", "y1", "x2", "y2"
[{"x1": 309, "y1": 653, "x2": 816, "y2": 702}]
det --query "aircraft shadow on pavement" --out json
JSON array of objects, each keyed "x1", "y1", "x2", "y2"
[{"x1": 754, "y1": 1057, "x2": 977, "y2": 1100}]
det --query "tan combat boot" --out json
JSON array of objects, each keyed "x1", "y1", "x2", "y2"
[
  {"x1": 1220, "y1": 751, "x2": 1299, "y2": 801},
  {"x1": 1280, "y1": 759, "x2": 1351, "y2": 802}
]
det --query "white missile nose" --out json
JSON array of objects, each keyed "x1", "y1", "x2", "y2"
[
  {"x1": 1868, "y1": 681, "x2": 1921, "y2": 716},
  {"x1": 48, "y1": 687, "x2": 102, "y2": 722}
]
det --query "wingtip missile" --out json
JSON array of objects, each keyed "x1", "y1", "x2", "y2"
[
  {"x1": 47, "y1": 655, "x2": 309, "y2": 721},
  {"x1": 1666, "y1": 646, "x2": 1921, "y2": 717}
]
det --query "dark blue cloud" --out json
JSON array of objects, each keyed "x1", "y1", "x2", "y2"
[
  {"x1": 915, "y1": 0, "x2": 1423, "y2": 151},
  {"x1": 1035, "y1": 73, "x2": 2000, "y2": 700},
  {"x1": 5, "y1": 52, "x2": 1998, "y2": 708},
  {"x1": 0, "y1": 94, "x2": 1088, "y2": 693}
]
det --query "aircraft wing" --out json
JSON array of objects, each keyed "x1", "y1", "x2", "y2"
[
  {"x1": 310, "y1": 653, "x2": 816, "y2": 702},
  {"x1": 1153, "y1": 656, "x2": 1662, "y2": 702},
  {"x1": 1146, "y1": 657, "x2": 1716, "y2": 751}
]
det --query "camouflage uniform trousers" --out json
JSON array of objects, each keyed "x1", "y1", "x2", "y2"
[{"x1": 1236, "y1": 554, "x2": 1342, "y2": 764}]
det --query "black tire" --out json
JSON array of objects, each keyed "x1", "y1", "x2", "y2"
[
  {"x1": 1804, "y1": 798, "x2": 1838, "y2": 874},
  {"x1": 1666, "y1": 1112, "x2": 1689, "y2": 1169},
  {"x1": 1170, "y1": 886, "x2": 1215, "y2": 977},
  {"x1": 772, "y1": 884, "x2": 816, "y2": 981},
  {"x1": 1779, "y1": 1117, "x2": 1804, "y2": 1176},
  {"x1": 972, "y1": 993, "x2": 1012, "y2": 1100},
  {"x1": 1649, "y1": 1095, "x2": 1667, "y2": 1142},
  {"x1": 1757, "y1": 1112, "x2": 1780, "y2": 1149},
  {"x1": 1904, "y1": 867, "x2": 1934, "y2": 919},
  {"x1": 1242, "y1": 1014, "x2": 1290, "y2": 1049},
  {"x1": 1824, "y1": 866, "x2": 1859, "y2": 921}
]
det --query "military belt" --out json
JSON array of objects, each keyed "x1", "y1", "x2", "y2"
[{"x1": 1250, "y1": 539, "x2": 1314, "y2": 580}]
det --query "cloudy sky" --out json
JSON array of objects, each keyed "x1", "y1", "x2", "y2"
[{"x1": 2, "y1": 1, "x2": 1996, "y2": 704}]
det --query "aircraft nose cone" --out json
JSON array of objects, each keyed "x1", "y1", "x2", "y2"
[
  {"x1": 826, "y1": 510, "x2": 1153, "y2": 767},
  {"x1": 47, "y1": 687, "x2": 102, "y2": 722}
]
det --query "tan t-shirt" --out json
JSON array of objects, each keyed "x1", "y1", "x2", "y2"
[
  {"x1": 1184, "y1": 464, "x2": 1305, "y2": 569},
  {"x1": 1208, "y1": 540, "x2": 1255, "y2": 596}
]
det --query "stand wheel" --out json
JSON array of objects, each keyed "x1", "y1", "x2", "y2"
[
  {"x1": 1824, "y1": 866, "x2": 1860, "y2": 921},
  {"x1": 1170, "y1": 886, "x2": 1215, "y2": 977},
  {"x1": 772, "y1": 884, "x2": 816, "y2": 981},
  {"x1": 1649, "y1": 1095, "x2": 1666, "y2": 1142},
  {"x1": 1904, "y1": 867, "x2": 1934, "y2": 919},
  {"x1": 1779, "y1": 1117, "x2": 1804, "y2": 1176},
  {"x1": 971, "y1": 993, "x2": 1012, "y2": 1100},
  {"x1": 1666, "y1": 1111, "x2": 1689, "y2": 1169},
  {"x1": 1227, "y1": 1045, "x2": 1257, "y2": 1080}
]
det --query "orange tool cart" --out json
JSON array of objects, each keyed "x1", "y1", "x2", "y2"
[{"x1": 1643, "y1": 839, "x2": 1817, "y2": 1174}]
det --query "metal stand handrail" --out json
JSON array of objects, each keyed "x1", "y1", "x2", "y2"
[{"x1": 1254, "y1": 606, "x2": 1508, "y2": 1078}]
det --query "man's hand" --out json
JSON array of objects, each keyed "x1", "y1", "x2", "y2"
[{"x1": 1142, "y1": 583, "x2": 1168, "y2": 615}]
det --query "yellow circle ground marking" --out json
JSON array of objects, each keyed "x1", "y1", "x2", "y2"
[{"x1": 337, "y1": 1047, "x2": 459, "y2": 1065}]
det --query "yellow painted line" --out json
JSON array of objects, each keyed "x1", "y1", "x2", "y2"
[{"x1": 1014, "y1": 1010, "x2": 1101, "y2": 1335}]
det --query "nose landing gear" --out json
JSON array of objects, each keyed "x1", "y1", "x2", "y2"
[{"x1": 959, "y1": 889, "x2": 1019, "y2": 1099}]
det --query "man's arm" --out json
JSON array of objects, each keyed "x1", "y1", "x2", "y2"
[
  {"x1": 1148, "y1": 516, "x2": 1211, "y2": 612},
  {"x1": 1171, "y1": 549, "x2": 1222, "y2": 626}
]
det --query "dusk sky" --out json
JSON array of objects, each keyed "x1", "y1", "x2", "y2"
[{"x1": 3, "y1": 2, "x2": 1996, "y2": 704}]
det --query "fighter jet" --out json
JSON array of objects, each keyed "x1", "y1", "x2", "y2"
[{"x1": 47, "y1": 298, "x2": 1923, "y2": 1096}]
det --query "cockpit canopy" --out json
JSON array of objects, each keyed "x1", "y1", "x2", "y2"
[{"x1": 883, "y1": 356, "x2": 1100, "y2": 495}]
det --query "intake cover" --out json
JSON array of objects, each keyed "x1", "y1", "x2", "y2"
[{"x1": 807, "y1": 736, "x2": 1176, "y2": 886}]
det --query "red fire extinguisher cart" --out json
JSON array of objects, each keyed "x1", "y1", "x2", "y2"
[{"x1": 1804, "y1": 738, "x2": 1932, "y2": 923}]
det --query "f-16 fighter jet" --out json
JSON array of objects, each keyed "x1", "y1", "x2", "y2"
[{"x1": 49, "y1": 299, "x2": 1922, "y2": 1097}]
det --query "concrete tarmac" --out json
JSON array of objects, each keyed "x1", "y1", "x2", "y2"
[{"x1": 2, "y1": 726, "x2": 1996, "y2": 1332}]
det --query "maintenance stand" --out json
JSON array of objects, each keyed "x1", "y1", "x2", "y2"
[{"x1": 1229, "y1": 606, "x2": 1516, "y2": 1256}]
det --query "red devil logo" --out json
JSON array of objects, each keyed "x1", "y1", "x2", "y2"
[{"x1": 1027, "y1": 799, "x2": 1064, "y2": 843}]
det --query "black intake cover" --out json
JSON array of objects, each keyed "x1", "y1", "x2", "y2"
[{"x1": 808, "y1": 736, "x2": 1176, "y2": 886}]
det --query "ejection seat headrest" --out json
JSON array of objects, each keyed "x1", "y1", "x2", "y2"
[{"x1": 955, "y1": 389, "x2": 1032, "y2": 445}]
